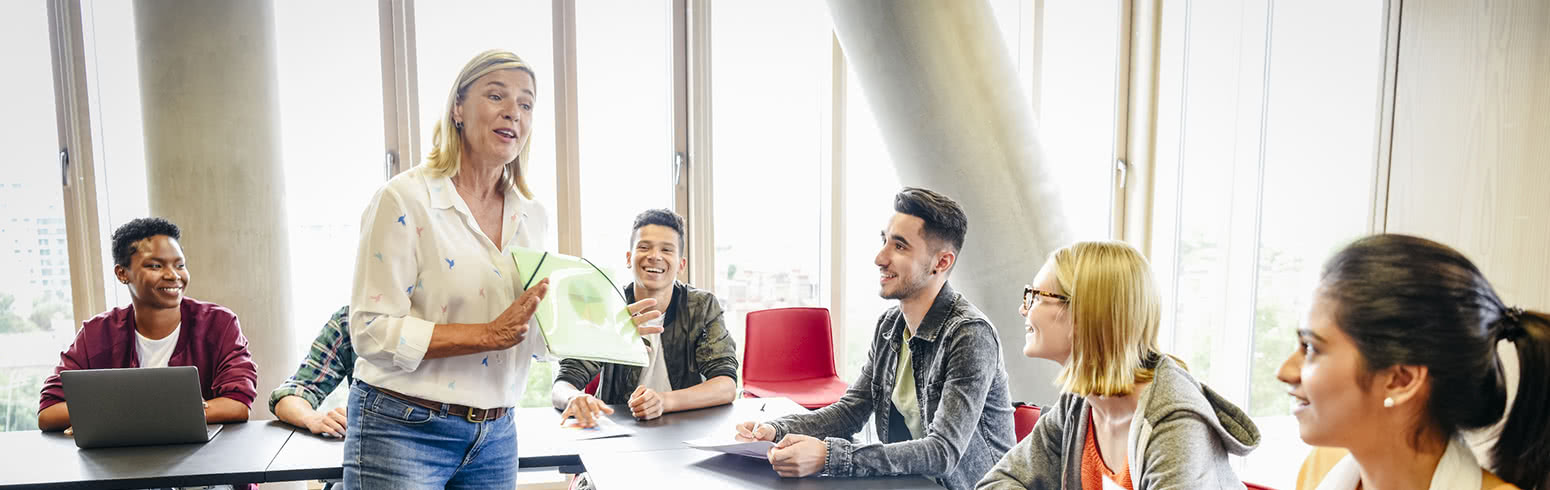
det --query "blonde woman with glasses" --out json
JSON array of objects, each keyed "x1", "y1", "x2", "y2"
[
  {"x1": 978, "y1": 241, "x2": 1259, "y2": 490},
  {"x1": 344, "y1": 49, "x2": 662, "y2": 489}
]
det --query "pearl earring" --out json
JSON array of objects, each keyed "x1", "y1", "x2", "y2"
[{"x1": 1383, "y1": 397, "x2": 1395, "y2": 408}]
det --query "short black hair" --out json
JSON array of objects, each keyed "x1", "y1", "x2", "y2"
[
  {"x1": 630, "y1": 208, "x2": 686, "y2": 252},
  {"x1": 111, "y1": 217, "x2": 182, "y2": 268},
  {"x1": 893, "y1": 187, "x2": 967, "y2": 252}
]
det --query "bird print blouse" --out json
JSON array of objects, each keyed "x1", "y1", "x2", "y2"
[{"x1": 349, "y1": 165, "x2": 550, "y2": 409}]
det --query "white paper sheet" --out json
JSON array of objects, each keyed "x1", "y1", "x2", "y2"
[
  {"x1": 683, "y1": 435, "x2": 777, "y2": 460},
  {"x1": 555, "y1": 416, "x2": 635, "y2": 440}
]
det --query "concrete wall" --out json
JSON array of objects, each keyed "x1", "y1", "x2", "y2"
[
  {"x1": 135, "y1": 0, "x2": 294, "y2": 420},
  {"x1": 828, "y1": 0, "x2": 1072, "y2": 404}
]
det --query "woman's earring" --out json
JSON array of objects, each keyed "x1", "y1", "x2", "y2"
[
  {"x1": 454, "y1": 121, "x2": 464, "y2": 131},
  {"x1": 1382, "y1": 397, "x2": 1395, "y2": 408}
]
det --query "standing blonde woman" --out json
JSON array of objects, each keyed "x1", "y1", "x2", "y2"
[
  {"x1": 978, "y1": 241, "x2": 1259, "y2": 490},
  {"x1": 343, "y1": 49, "x2": 662, "y2": 489}
]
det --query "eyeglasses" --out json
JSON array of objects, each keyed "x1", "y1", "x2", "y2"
[{"x1": 1023, "y1": 285, "x2": 1069, "y2": 311}]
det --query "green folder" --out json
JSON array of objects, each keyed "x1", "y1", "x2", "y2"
[{"x1": 511, "y1": 247, "x2": 648, "y2": 367}]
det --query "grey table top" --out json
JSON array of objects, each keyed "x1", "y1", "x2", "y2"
[
  {"x1": 265, "y1": 397, "x2": 809, "y2": 482},
  {"x1": 0, "y1": 420, "x2": 295, "y2": 489},
  {"x1": 581, "y1": 448, "x2": 944, "y2": 490},
  {"x1": 2, "y1": 397, "x2": 818, "y2": 488},
  {"x1": 520, "y1": 397, "x2": 808, "y2": 459}
]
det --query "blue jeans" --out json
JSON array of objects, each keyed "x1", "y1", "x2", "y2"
[{"x1": 342, "y1": 381, "x2": 517, "y2": 489}]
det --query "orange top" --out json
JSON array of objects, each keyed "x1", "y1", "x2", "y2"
[{"x1": 1081, "y1": 411, "x2": 1134, "y2": 490}]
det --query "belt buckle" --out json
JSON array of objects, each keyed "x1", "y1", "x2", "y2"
[{"x1": 466, "y1": 407, "x2": 487, "y2": 423}]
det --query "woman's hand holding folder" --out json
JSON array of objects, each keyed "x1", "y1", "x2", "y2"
[{"x1": 484, "y1": 278, "x2": 549, "y2": 349}]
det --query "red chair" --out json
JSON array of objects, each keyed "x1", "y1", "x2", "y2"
[
  {"x1": 1012, "y1": 402, "x2": 1042, "y2": 441},
  {"x1": 742, "y1": 307, "x2": 849, "y2": 409},
  {"x1": 583, "y1": 374, "x2": 600, "y2": 395},
  {"x1": 1243, "y1": 483, "x2": 1277, "y2": 490}
]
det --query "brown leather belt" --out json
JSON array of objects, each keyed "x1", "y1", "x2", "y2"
[{"x1": 376, "y1": 386, "x2": 510, "y2": 423}]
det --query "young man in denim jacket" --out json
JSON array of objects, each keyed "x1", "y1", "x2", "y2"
[{"x1": 736, "y1": 188, "x2": 1015, "y2": 490}]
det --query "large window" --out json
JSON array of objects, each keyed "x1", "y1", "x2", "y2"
[
  {"x1": 841, "y1": 0, "x2": 1126, "y2": 379},
  {"x1": 274, "y1": 0, "x2": 387, "y2": 373},
  {"x1": 575, "y1": 0, "x2": 675, "y2": 262},
  {"x1": 1149, "y1": 0, "x2": 1387, "y2": 486},
  {"x1": 840, "y1": 67, "x2": 901, "y2": 380},
  {"x1": 0, "y1": 1, "x2": 75, "y2": 432},
  {"x1": 82, "y1": 0, "x2": 150, "y2": 310},
  {"x1": 414, "y1": 0, "x2": 558, "y2": 254},
  {"x1": 710, "y1": 1, "x2": 832, "y2": 361},
  {"x1": 415, "y1": 0, "x2": 560, "y2": 408},
  {"x1": 64, "y1": 1, "x2": 400, "y2": 411},
  {"x1": 1022, "y1": 0, "x2": 1122, "y2": 240},
  {"x1": 18, "y1": 4, "x2": 1397, "y2": 440}
]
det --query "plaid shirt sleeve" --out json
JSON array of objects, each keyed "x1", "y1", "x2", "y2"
[{"x1": 268, "y1": 306, "x2": 355, "y2": 413}]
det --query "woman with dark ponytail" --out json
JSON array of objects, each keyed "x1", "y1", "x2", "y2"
[{"x1": 1279, "y1": 234, "x2": 1549, "y2": 490}]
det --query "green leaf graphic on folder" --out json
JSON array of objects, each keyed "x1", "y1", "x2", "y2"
[{"x1": 511, "y1": 247, "x2": 648, "y2": 367}]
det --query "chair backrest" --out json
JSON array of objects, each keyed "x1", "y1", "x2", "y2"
[
  {"x1": 583, "y1": 374, "x2": 600, "y2": 395},
  {"x1": 1013, "y1": 402, "x2": 1042, "y2": 441},
  {"x1": 743, "y1": 307, "x2": 838, "y2": 383}
]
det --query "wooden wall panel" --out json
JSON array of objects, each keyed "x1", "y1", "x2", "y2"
[{"x1": 1385, "y1": 0, "x2": 1550, "y2": 308}]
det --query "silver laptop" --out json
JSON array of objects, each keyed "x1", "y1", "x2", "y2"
[{"x1": 60, "y1": 366, "x2": 224, "y2": 449}]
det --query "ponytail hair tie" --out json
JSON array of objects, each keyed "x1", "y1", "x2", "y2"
[{"x1": 1497, "y1": 306, "x2": 1527, "y2": 341}]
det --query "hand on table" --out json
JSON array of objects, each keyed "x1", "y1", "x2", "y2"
[
  {"x1": 628, "y1": 386, "x2": 666, "y2": 420},
  {"x1": 304, "y1": 407, "x2": 348, "y2": 438},
  {"x1": 560, "y1": 393, "x2": 614, "y2": 428},
  {"x1": 768, "y1": 434, "x2": 827, "y2": 477}
]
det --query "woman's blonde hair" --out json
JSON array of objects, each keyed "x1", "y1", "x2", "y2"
[
  {"x1": 423, "y1": 49, "x2": 537, "y2": 199},
  {"x1": 1049, "y1": 240, "x2": 1172, "y2": 397}
]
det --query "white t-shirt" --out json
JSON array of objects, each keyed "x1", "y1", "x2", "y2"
[
  {"x1": 636, "y1": 315, "x2": 672, "y2": 393},
  {"x1": 136, "y1": 327, "x2": 181, "y2": 368},
  {"x1": 350, "y1": 166, "x2": 551, "y2": 409}
]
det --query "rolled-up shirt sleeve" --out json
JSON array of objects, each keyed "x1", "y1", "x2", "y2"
[
  {"x1": 39, "y1": 333, "x2": 91, "y2": 412},
  {"x1": 209, "y1": 315, "x2": 258, "y2": 406},
  {"x1": 350, "y1": 186, "x2": 436, "y2": 372}
]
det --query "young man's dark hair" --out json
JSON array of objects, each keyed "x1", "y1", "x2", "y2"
[
  {"x1": 111, "y1": 217, "x2": 182, "y2": 268},
  {"x1": 893, "y1": 187, "x2": 968, "y2": 252},
  {"x1": 630, "y1": 208, "x2": 687, "y2": 251}
]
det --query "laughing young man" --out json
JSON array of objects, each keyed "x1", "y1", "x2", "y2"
[
  {"x1": 39, "y1": 217, "x2": 258, "y2": 431},
  {"x1": 734, "y1": 188, "x2": 1014, "y2": 490},
  {"x1": 551, "y1": 209, "x2": 739, "y2": 424}
]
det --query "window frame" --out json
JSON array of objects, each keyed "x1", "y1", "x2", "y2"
[
  {"x1": 48, "y1": 0, "x2": 107, "y2": 328},
  {"x1": 46, "y1": 0, "x2": 1140, "y2": 389}
]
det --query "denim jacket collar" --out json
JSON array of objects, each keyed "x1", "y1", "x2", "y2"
[{"x1": 881, "y1": 281, "x2": 958, "y2": 344}]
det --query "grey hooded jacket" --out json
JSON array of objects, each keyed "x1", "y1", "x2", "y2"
[
  {"x1": 977, "y1": 356, "x2": 1260, "y2": 490},
  {"x1": 766, "y1": 283, "x2": 1015, "y2": 490}
]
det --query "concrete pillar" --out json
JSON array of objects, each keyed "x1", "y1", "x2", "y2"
[
  {"x1": 828, "y1": 0, "x2": 1072, "y2": 404},
  {"x1": 135, "y1": 0, "x2": 293, "y2": 420}
]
